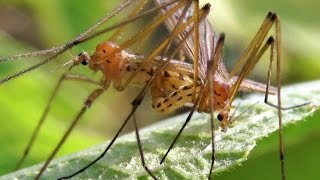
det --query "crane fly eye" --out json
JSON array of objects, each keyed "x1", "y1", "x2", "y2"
[
  {"x1": 81, "y1": 59, "x2": 89, "y2": 65},
  {"x1": 217, "y1": 113, "x2": 224, "y2": 121}
]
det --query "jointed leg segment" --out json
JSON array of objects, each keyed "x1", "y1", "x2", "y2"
[
  {"x1": 16, "y1": 74, "x2": 100, "y2": 170},
  {"x1": 133, "y1": 114, "x2": 158, "y2": 179},
  {"x1": 34, "y1": 76, "x2": 108, "y2": 179}
]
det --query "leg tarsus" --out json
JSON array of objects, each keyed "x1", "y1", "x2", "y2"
[
  {"x1": 57, "y1": 88, "x2": 146, "y2": 179},
  {"x1": 264, "y1": 99, "x2": 310, "y2": 110},
  {"x1": 160, "y1": 109, "x2": 195, "y2": 164},
  {"x1": 133, "y1": 115, "x2": 158, "y2": 180}
]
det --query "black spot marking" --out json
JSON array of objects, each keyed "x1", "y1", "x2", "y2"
[
  {"x1": 177, "y1": 96, "x2": 183, "y2": 101},
  {"x1": 103, "y1": 49, "x2": 106, "y2": 53},
  {"x1": 106, "y1": 59, "x2": 111, "y2": 63},
  {"x1": 147, "y1": 68, "x2": 154, "y2": 76},
  {"x1": 161, "y1": 109, "x2": 165, "y2": 112},
  {"x1": 187, "y1": 93, "x2": 193, "y2": 96},
  {"x1": 172, "y1": 91, "x2": 178, "y2": 97},
  {"x1": 163, "y1": 99, "x2": 169, "y2": 103},
  {"x1": 168, "y1": 104, "x2": 172, "y2": 107},
  {"x1": 172, "y1": 84, "x2": 178, "y2": 89},
  {"x1": 141, "y1": 68, "x2": 146, "y2": 72},
  {"x1": 182, "y1": 85, "x2": 192, "y2": 91},
  {"x1": 156, "y1": 103, "x2": 161, "y2": 108},
  {"x1": 214, "y1": 90, "x2": 221, "y2": 96},
  {"x1": 217, "y1": 102, "x2": 220, "y2": 106},
  {"x1": 164, "y1": 71, "x2": 171, "y2": 77}
]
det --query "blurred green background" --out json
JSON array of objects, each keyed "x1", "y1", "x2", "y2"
[{"x1": 0, "y1": 0, "x2": 319, "y2": 179}]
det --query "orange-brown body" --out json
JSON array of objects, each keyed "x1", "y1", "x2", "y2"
[
  {"x1": 74, "y1": 41, "x2": 273, "y2": 131},
  {"x1": 89, "y1": 41, "x2": 130, "y2": 89}
]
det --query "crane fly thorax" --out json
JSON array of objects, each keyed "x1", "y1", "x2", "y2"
[{"x1": 89, "y1": 41, "x2": 129, "y2": 82}]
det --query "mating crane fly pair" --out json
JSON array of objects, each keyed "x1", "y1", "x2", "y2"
[{"x1": 0, "y1": 0, "x2": 308, "y2": 179}]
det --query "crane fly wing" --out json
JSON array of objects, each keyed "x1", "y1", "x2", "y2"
[
  {"x1": 155, "y1": 0, "x2": 229, "y2": 81},
  {"x1": 154, "y1": 0, "x2": 199, "y2": 63},
  {"x1": 230, "y1": 76, "x2": 277, "y2": 94}
]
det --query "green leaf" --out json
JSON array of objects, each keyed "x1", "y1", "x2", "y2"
[{"x1": 2, "y1": 80, "x2": 319, "y2": 179}]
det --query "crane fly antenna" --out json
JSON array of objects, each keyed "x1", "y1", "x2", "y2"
[{"x1": 0, "y1": 0, "x2": 180, "y2": 85}]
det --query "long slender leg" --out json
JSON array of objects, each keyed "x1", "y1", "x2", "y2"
[
  {"x1": 228, "y1": 13, "x2": 308, "y2": 180},
  {"x1": 253, "y1": 26, "x2": 288, "y2": 179},
  {"x1": 233, "y1": 35, "x2": 286, "y2": 180},
  {"x1": 0, "y1": 0, "x2": 135, "y2": 62},
  {"x1": 0, "y1": 0, "x2": 180, "y2": 85},
  {"x1": 15, "y1": 74, "x2": 100, "y2": 170},
  {"x1": 160, "y1": 102, "x2": 197, "y2": 164},
  {"x1": 58, "y1": 82, "x2": 149, "y2": 180},
  {"x1": 160, "y1": 33, "x2": 225, "y2": 165},
  {"x1": 193, "y1": 0, "x2": 200, "y2": 101},
  {"x1": 263, "y1": 36, "x2": 309, "y2": 110},
  {"x1": 159, "y1": 5, "x2": 212, "y2": 164},
  {"x1": 207, "y1": 34, "x2": 225, "y2": 180},
  {"x1": 60, "y1": 3, "x2": 210, "y2": 179},
  {"x1": 133, "y1": 114, "x2": 157, "y2": 179},
  {"x1": 35, "y1": 85, "x2": 107, "y2": 180},
  {"x1": 208, "y1": 63, "x2": 215, "y2": 180},
  {"x1": 229, "y1": 12, "x2": 275, "y2": 79},
  {"x1": 62, "y1": 3, "x2": 212, "y2": 179},
  {"x1": 147, "y1": 0, "x2": 210, "y2": 165},
  {"x1": 208, "y1": 79, "x2": 215, "y2": 180},
  {"x1": 244, "y1": 32, "x2": 307, "y2": 180},
  {"x1": 229, "y1": 14, "x2": 275, "y2": 101},
  {"x1": 261, "y1": 36, "x2": 304, "y2": 180},
  {"x1": 274, "y1": 16, "x2": 285, "y2": 180},
  {"x1": 119, "y1": 2, "x2": 210, "y2": 91},
  {"x1": 159, "y1": 0, "x2": 193, "y2": 62},
  {"x1": 60, "y1": 66, "x2": 192, "y2": 179},
  {"x1": 262, "y1": 39, "x2": 309, "y2": 111},
  {"x1": 109, "y1": 0, "x2": 148, "y2": 42}
]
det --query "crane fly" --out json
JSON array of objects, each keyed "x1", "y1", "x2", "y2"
[
  {"x1": 0, "y1": 0, "x2": 308, "y2": 179},
  {"x1": 0, "y1": 0, "x2": 211, "y2": 179}
]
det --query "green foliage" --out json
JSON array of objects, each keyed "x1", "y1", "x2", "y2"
[
  {"x1": 2, "y1": 81, "x2": 319, "y2": 179},
  {"x1": 0, "y1": 0, "x2": 319, "y2": 179}
]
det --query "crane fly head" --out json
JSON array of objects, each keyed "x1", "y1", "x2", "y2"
[
  {"x1": 217, "y1": 107, "x2": 230, "y2": 132},
  {"x1": 67, "y1": 51, "x2": 91, "y2": 71}
]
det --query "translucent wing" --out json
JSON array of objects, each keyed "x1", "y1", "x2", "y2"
[
  {"x1": 154, "y1": 0, "x2": 229, "y2": 81},
  {"x1": 231, "y1": 77, "x2": 277, "y2": 94}
]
